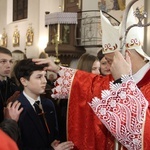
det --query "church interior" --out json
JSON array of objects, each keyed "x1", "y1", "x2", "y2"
[
  {"x1": 0, "y1": 0, "x2": 150, "y2": 150},
  {"x1": 0, "y1": 0, "x2": 149, "y2": 68}
]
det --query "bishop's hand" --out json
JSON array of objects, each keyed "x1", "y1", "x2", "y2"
[
  {"x1": 32, "y1": 58, "x2": 60, "y2": 73},
  {"x1": 110, "y1": 50, "x2": 132, "y2": 80}
]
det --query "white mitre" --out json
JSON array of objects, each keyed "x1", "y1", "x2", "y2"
[
  {"x1": 120, "y1": 8, "x2": 150, "y2": 60},
  {"x1": 100, "y1": 9, "x2": 150, "y2": 60},
  {"x1": 100, "y1": 11, "x2": 120, "y2": 54}
]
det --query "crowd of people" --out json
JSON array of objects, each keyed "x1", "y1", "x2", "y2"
[
  {"x1": 0, "y1": 46, "x2": 74, "y2": 150},
  {"x1": 0, "y1": 3, "x2": 150, "y2": 150},
  {"x1": 32, "y1": 7, "x2": 150, "y2": 150}
]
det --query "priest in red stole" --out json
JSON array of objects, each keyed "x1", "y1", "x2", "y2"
[
  {"x1": 50, "y1": 6, "x2": 150, "y2": 150},
  {"x1": 33, "y1": 2, "x2": 150, "y2": 150}
]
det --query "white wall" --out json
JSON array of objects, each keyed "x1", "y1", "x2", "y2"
[
  {"x1": 38, "y1": 0, "x2": 61, "y2": 55},
  {"x1": 82, "y1": 0, "x2": 99, "y2": 11},
  {"x1": 0, "y1": 0, "x2": 40, "y2": 58},
  {"x1": 0, "y1": 0, "x2": 7, "y2": 32},
  {"x1": 0, "y1": 0, "x2": 61, "y2": 58},
  {"x1": 0, "y1": 0, "x2": 146, "y2": 59}
]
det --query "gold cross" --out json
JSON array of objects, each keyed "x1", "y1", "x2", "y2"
[{"x1": 51, "y1": 29, "x2": 62, "y2": 64}]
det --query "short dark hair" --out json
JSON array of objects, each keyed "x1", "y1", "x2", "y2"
[
  {"x1": 0, "y1": 46, "x2": 12, "y2": 57},
  {"x1": 97, "y1": 49, "x2": 105, "y2": 61},
  {"x1": 14, "y1": 58, "x2": 48, "y2": 86}
]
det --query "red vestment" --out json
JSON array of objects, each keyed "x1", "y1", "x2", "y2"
[
  {"x1": 52, "y1": 67, "x2": 149, "y2": 150},
  {"x1": 0, "y1": 129, "x2": 19, "y2": 150},
  {"x1": 68, "y1": 70, "x2": 114, "y2": 150},
  {"x1": 137, "y1": 69, "x2": 150, "y2": 150}
]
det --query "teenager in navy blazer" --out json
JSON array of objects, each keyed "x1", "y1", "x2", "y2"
[{"x1": 14, "y1": 59, "x2": 74, "y2": 150}]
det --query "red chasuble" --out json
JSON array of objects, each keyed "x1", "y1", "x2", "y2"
[
  {"x1": 67, "y1": 70, "x2": 114, "y2": 150},
  {"x1": 52, "y1": 67, "x2": 149, "y2": 150},
  {"x1": 137, "y1": 69, "x2": 150, "y2": 150},
  {"x1": 0, "y1": 129, "x2": 19, "y2": 150},
  {"x1": 68, "y1": 71, "x2": 150, "y2": 150}
]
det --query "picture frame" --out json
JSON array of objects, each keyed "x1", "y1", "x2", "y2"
[
  {"x1": 1, "y1": 28, "x2": 7, "y2": 47},
  {"x1": 26, "y1": 26, "x2": 34, "y2": 46},
  {"x1": 13, "y1": 28, "x2": 20, "y2": 47}
]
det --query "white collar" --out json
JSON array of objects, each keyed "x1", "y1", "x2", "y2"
[
  {"x1": 23, "y1": 91, "x2": 41, "y2": 106},
  {"x1": 133, "y1": 62, "x2": 150, "y2": 84}
]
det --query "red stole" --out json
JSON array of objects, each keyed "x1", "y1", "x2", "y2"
[{"x1": 67, "y1": 70, "x2": 114, "y2": 150}]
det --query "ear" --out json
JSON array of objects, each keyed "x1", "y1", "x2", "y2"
[{"x1": 20, "y1": 77, "x2": 28, "y2": 87}]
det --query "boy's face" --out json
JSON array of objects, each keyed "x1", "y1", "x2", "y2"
[
  {"x1": 22, "y1": 70, "x2": 47, "y2": 98},
  {"x1": 0, "y1": 53, "x2": 13, "y2": 80}
]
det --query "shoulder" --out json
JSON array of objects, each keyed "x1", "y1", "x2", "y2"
[
  {"x1": 42, "y1": 97, "x2": 54, "y2": 104},
  {"x1": 17, "y1": 92, "x2": 25, "y2": 100},
  {"x1": 41, "y1": 98, "x2": 55, "y2": 108}
]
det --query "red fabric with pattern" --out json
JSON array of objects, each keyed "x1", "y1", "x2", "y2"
[
  {"x1": 121, "y1": 69, "x2": 150, "y2": 150},
  {"x1": 138, "y1": 69, "x2": 150, "y2": 149},
  {"x1": 67, "y1": 70, "x2": 115, "y2": 150}
]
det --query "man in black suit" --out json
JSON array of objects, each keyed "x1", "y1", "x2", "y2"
[
  {"x1": 14, "y1": 59, "x2": 74, "y2": 150},
  {"x1": 0, "y1": 46, "x2": 20, "y2": 123}
]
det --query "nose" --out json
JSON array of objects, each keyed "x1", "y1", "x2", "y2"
[
  {"x1": 95, "y1": 69, "x2": 100, "y2": 75},
  {"x1": 43, "y1": 76, "x2": 47, "y2": 83},
  {"x1": 106, "y1": 63, "x2": 111, "y2": 68},
  {"x1": 6, "y1": 61, "x2": 12, "y2": 68}
]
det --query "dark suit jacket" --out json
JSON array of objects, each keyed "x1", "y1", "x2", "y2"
[
  {"x1": 17, "y1": 93, "x2": 59, "y2": 150},
  {"x1": 0, "y1": 77, "x2": 19, "y2": 122}
]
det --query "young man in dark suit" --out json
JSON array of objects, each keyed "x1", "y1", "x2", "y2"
[
  {"x1": 0, "y1": 46, "x2": 23, "y2": 150},
  {"x1": 14, "y1": 59, "x2": 74, "y2": 150},
  {"x1": 0, "y1": 46, "x2": 20, "y2": 123}
]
